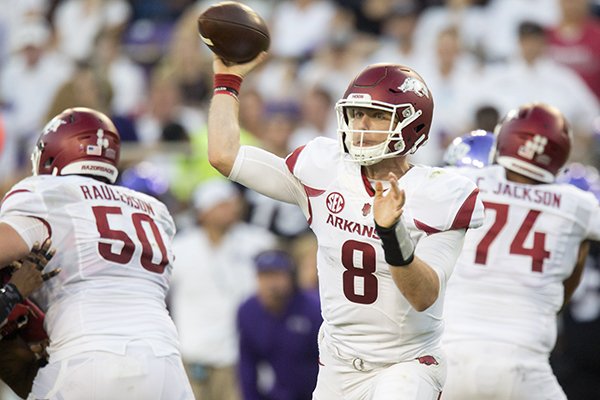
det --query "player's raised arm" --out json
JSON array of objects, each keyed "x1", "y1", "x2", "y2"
[{"x1": 207, "y1": 53, "x2": 267, "y2": 176}]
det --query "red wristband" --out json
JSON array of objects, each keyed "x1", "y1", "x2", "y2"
[{"x1": 214, "y1": 74, "x2": 243, "y2": 99}]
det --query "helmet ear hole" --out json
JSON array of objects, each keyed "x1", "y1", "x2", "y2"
[
  {"x1": 415, "y1": 124, "x2": 425, "y2": 133},
  {"x1": 44, "y1": 158, "x2": 54, "y2": 168}
]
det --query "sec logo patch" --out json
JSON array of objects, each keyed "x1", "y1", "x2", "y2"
[{"x1": 326, "y1": 192, "x2": 345, "y2": 214}]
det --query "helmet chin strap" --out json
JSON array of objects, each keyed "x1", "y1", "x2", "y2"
[{"x1": 408, "y1": 134, "x2": 427, "y2": 154}]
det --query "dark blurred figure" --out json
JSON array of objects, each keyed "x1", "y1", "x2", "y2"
[
  {"x1": 237, "y1": 250, "x2": 322, "y2": 400},
  {"x1": 127, "y1": 0, "x2": 194, "y2": 23},
  {"x1": 242, "y1": 102, "x2": 310, "y2": 241},
  {"x1": 552, "y1": 241, "x2": 600, "y2": 400},
  {"x1": 336, "y1": 0, "x2": 424, "y2": 36},
  {"x1": 134, "y1": 67, "x2": 204, "y2": 145},
  {"x1": 473, "y1": 105, "x2": 500, "y2": 133},
  {"x1": 551, "y1": 164, "x2": 600, "y2": 400},
  {"x1": 367, "y1": 3, "x2": 421, "y2": 67}
]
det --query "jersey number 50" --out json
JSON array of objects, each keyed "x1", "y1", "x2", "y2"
[{"x1": 93, "y1": 206, "x2": 168, "y2": 274}]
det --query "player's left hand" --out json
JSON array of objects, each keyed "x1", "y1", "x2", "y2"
[
  {"x1": 8, "y1": 241, "x2": 60, "y2": 298},
  {"x1": 373, "y1": 172, "x2": 405, "y2": 228},
  {"x1": 12, "y1": 240, "x2": 60, "y2": 280}
]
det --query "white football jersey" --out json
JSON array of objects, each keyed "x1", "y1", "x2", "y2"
[
  {"x1": 0, "y1": 175, "x2": 180, "y2": 361},
  {"x1": 286, "y1": 137, "x2": 484, "y2": 363},
  {"x1": 444, "y1": 165, "x2": 600, "y2": 355}
]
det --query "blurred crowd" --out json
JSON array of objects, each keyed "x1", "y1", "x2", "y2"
[{"x1": 1, "y1": 0, "x2": 600, "y2": 399}]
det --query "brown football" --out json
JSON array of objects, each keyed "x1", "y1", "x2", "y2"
[{"x1": 197, "y1": 1, "x2": 270, "y2": 64}]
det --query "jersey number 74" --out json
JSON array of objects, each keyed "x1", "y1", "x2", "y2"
[{"x1": 475, "y1": 201, "x2": 550, "y2": 272}]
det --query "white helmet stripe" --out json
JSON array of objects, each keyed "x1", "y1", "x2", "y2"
[{"x1": 60, "y1": 160, "x2": 119, "y2": 183}]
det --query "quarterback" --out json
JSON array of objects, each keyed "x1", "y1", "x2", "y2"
[{"x1": 207, "y1": 53, "x2": 484, "y2": 399}]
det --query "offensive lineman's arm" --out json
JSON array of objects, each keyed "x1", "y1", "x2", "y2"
[
  {"x1": 0, "y1": 219, "x2": 47, "y2": 322},
  {"x1": 1, "y1": 239, "x2": 58, "y2": 323},
  {"x1": 561, "y1": 240, "x2": 590, "y2": 310},
  {"x1": 0, "y1": 223, "x2": 31, "y2": 268},
  {"x1": 0, "y1": 214, "x2": 51, "y2": 268}
]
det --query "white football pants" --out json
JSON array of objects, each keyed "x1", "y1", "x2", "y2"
[
  {"x1": 28, "y1": 343, "x2": 194, "y2": 400},
  {"x1": 312, "y1": 332, "x2": 445, "y2": 400},
  {"x1": 442, "y1": 341, "x2": 566, "y2": 400}
]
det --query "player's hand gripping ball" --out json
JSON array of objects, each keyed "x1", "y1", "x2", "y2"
[{"x1": 197, "y1": 1, "x2": 270, "y2": 65}]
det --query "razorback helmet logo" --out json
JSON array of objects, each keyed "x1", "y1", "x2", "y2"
[
  {"x1": 495, "y1": 103, "x2": 571, "y2": 183},
  {"x1": 32, "y1": 107, "x2": 121, "y2": 183},
  {"x1": 335, "y1": 64, "x2": 434, "y2": 166},
  {"x1": 43, "y1": 117, "x2": 67, "y2": 134},
  {"x1": 398, "y1": 77, "x2": 430, "y2": 98}
]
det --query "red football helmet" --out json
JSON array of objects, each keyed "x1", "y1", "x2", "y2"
[
  {"x1": 31, "y1": 107, "x2": 120, "y2": 183},
  {"x1": 336, "y1": 64, "x2": 434, "y2": 165},
  {"x1": 495, "y1": 103, "x2": 571, "y2": 183}
]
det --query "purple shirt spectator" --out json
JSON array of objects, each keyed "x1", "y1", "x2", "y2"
[{"x1": 237, "y1": 250, "x2": 322, "y2": 400}]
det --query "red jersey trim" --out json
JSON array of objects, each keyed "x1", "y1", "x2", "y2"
[
  {"x1": 305, "y1": 184, "x2": 325, "y2": 225},
  {"x1": 450, "y1": 188, "x2": 479, "y2": 230},
  {"x1": 286, "y1": 145, "x2": 322, "y2": 225},
  {"x1": 2, "y1": 189, "x2": 32, "y2": 205},
  {"x1": 32, "y1": 216, "x2": 52, "y2": 242},
  {"x1": 1, "y1": 188, "x2": 52, "y2": 242},
  {"x1": 302, "y1": 185, "x2": 314, "y2": 225},
  {"x1": 304, "y1": 186, "x2": 325, "y2": 197},
  {"x1": 361, "y1": 168, "x2": 375, "y2": 197},
  {"x1": 285, "y1": 146, "x2": 325, "y2": 199},
  {"x1": 414, "y1": 219, "x2": 441, "y2": 235},
  {"x1": 285, "y1": 145, "x2": 306, "y2": 174}
]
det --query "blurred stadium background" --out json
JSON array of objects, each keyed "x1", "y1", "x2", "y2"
[{"x1": 1, "y1": 0, "x2": 600, "y2": 398}]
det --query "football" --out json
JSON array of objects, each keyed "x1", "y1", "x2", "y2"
[{"x1": 197, "y1": 1, "x2": 270, "y2": 64}]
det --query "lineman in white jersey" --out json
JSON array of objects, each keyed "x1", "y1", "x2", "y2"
[
  {"x1": 207, "y1": 54, "x2": 484, "y2": 399},
  {"x1": 442, "y1": 103, "x2": 600, "y2": 400},
  {"x1": 0, "y1": 107, "x2": 194, "y2": 399}
]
